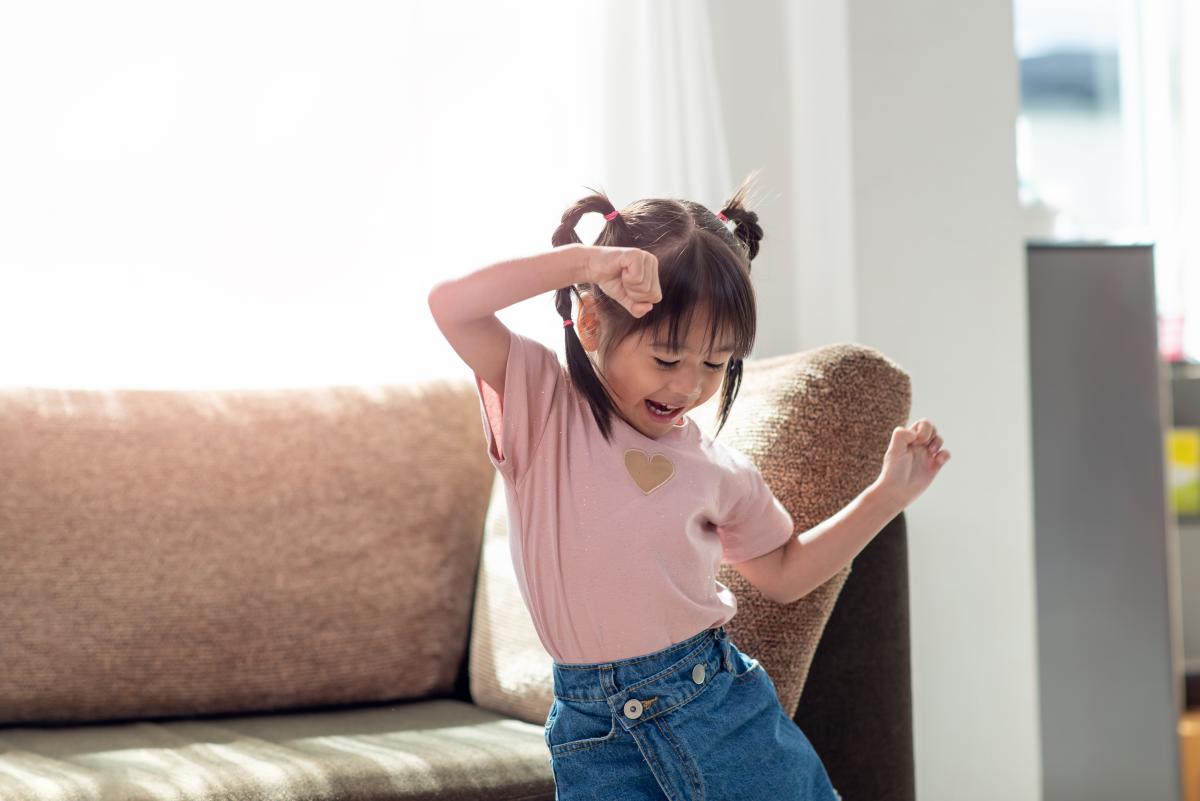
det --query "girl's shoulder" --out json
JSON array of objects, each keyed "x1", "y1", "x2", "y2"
[{"x1": 694, "y1": 430, "x2": 752, "y2": 474}]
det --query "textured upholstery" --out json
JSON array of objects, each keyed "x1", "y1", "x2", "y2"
[{"x1": 0, "y1": 384, "x2": 495, "y2": 725}]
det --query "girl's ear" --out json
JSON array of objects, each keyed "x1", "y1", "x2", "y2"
[{"x1": 577, "y1": 293, "x2": 601, "y2": 352}]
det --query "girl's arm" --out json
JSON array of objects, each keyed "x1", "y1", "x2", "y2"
[{"x1": 427, "y1": 243, "x2": 589, "y2": 396}]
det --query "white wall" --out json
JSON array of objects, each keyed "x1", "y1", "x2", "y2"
[
  {"x1": 702, "y1": 1, "x2": 857, "y2": 358},
  {"x1": 845, "y1": 4, "x2": 1036, "y2": 797},
  {"x1": 710, "y1": 2, "x2": 1038, "y2": 799},
  {"x1": 701, "y1": 2, "x2": 803, "y2": 360}
]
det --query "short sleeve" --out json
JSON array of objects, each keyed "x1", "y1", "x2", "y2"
[
  {"x1": 716, "y1": 457, "x2": 796, "y2": 565},
  {"x1": 473, "y1": 327, "x2": 568, "y2": 484}
]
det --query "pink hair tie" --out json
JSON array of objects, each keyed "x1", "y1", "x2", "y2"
[
  {"x1": 604, "y1": 210, "x2": 620, "y2": 221},
  {"x1": 717, "y1": 212, "x2": 728, "y2": 222},
  {"x1": 563, "y1": 319, "x2": 574, "y2": 328}
]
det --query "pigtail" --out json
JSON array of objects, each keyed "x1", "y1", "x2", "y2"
[
  {"x1": 551, "y1": 184, "x2": 624, "y2": 249},
  {"x1": 550, "y1": 186, "x2": 626, "y2": 443},
  {"x1": 718, "y1": 171, "x2": 765, "y2": 262}
]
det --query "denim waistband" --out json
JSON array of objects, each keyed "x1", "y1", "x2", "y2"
[{"x1": 550, "y1": 625, "x2": 735, "y2": 706}]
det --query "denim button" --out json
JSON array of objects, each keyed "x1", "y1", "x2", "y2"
[
  {"x1": 623, "y1": 698, "x2": 644, "y2": 719},
  {"x1": 692, "y1": 663, "x2": 706, "y2": 684}
]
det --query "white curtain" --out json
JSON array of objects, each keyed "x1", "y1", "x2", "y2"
[
  {"x1": 0, "y1": 0, "x2": 731, "y2": 389},
  {"x1": 1132, "y1": 0, "x2": 1200, "y2": 357},
  {"x1": 1172, "y1": 0, "x2": 1200, "y2": 358}
]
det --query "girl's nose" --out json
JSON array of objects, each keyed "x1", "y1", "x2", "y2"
[{"x1": 667, "y1": 383, "x2": 699, "y2": 406}]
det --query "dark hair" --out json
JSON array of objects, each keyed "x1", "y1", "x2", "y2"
[{"x1": 550, "y1": 171, "x2": 764, "y2": 443}]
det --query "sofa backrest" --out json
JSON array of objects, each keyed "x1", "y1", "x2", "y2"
[{"x1": 0, "y1": 383, "x2": 495, "y2": 725}]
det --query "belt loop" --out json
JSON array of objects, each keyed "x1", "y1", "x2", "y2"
[
  {"x1": 599, "y1": 663, "x2": 617, "y2": 696},
  {"x1": 716, "y1": 629, "x2": 733, "y2": 672}
]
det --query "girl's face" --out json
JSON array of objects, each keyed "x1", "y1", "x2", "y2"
[{"x1": 578, "y1": 296, "x2": 734, "y2": 440}]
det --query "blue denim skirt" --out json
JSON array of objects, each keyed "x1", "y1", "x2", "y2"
[{"x1": 545, "y1": 624, "x2": 842, "y2": 801}]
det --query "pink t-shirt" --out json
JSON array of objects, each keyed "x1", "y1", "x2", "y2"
[{"x1": 474, "y1": 327, "x2": 795, "y2": 664}]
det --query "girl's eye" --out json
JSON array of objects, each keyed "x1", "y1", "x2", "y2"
[{"x1": 654, "y1": 358, "x2": 726, "y2": 371}]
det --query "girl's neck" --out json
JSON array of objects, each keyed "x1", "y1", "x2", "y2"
[{"x1": 613, "y1": 407, "x2": 690, "y2": 441}]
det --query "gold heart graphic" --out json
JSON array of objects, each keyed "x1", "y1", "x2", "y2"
[{"x1": 624, "y1": 449, "x2": 675, "y2": 494}]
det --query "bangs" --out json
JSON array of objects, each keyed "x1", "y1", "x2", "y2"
[{"x1": 630, "y1": 232, "x2": 756, "y2": 362}]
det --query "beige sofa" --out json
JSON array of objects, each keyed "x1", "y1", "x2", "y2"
[{"x1": 0, "y1": 341, "x2": 915, "y2": 801}]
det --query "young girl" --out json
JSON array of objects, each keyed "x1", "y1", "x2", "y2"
[{"x1": 428, "y1": 177, "x2": 950, "y2": 800}]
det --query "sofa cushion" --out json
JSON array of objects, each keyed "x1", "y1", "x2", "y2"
[
  {"x1": 468, "y1": 343, "x2": 911, "y2": 724},
  {"x1": 0, "y1": 383, "x2": 495, "y2": 725},
  {"x1": 0, "y1": 698, "x2": 554, "y2": 801}
]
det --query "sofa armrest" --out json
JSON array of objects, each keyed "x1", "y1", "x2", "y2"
[{"x1": 794, "y1": 510, "x2": 913, "y2": 801}]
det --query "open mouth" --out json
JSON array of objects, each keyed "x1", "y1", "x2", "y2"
[{"x1": 644, "y1": 399, "x2": 683, "y2": 421}]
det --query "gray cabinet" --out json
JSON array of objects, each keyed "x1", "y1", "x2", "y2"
[{"x1": 1027, "y1": 242, "x2": 1181, "y2": 801}]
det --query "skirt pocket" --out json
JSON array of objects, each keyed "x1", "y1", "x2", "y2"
[{"x1": 545, "y1": 697, "x2": 620, "y2": 756}]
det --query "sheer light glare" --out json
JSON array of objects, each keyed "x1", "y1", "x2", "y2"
[{"x1": 0, "y1": 1, "x2": 606, "y2": 389}]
